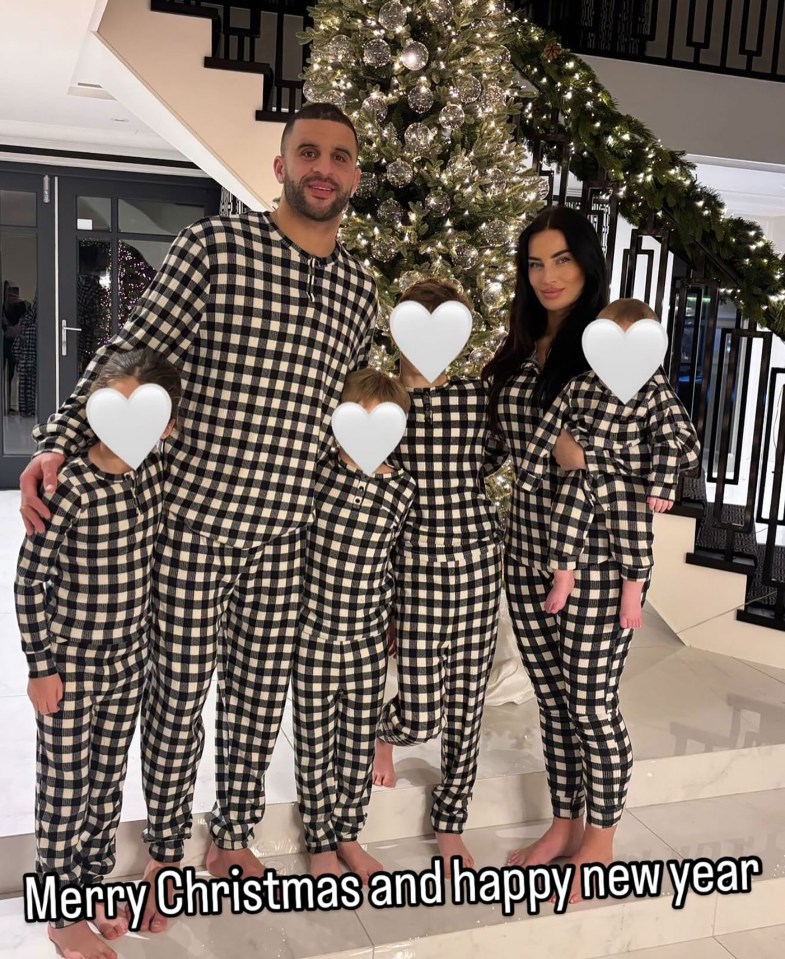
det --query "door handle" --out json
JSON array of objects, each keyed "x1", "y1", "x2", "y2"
[{"x1": 61, "y1": 318, "x2": 82, "y2": 357}]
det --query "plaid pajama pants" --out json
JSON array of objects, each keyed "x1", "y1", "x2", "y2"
[
  {"x1": 505, "y1": 559, "x2": 650, "y2": 828},
  {"x1": 377, "y1": 542, "x2": 503, "y2": 833},
  {"x1": 551, "y1": 473, "x2": 653, "y2": 580},
  {"x1": 293, "y1": 629, "x2": 388, "y2": 853},
  {"x1": 35, "y1": 637, "x2": 147, "y2": 927},
  {"x1": 140, "y1": 515, "x2": 304, "y2": 861}
]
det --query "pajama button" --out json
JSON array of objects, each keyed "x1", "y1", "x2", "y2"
[{"x1": 354, "y1": 496, "x2": 362, "y2": 504}]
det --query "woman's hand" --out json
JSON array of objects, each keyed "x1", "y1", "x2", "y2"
[
  {"x1": 552, "y1": 430, "x2": 586, "y2": 471},
  {"x1": 28, "y1": 673, "x2": 64, "y2": 716}
]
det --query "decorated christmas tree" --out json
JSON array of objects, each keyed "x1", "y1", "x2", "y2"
[{"x1": 300, "y1": 0, "x2": 545, "y2": 378}]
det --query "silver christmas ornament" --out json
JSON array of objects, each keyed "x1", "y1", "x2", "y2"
[
  {"x1": 425, "y1": 191, "x2": 450, "y2": 216},
  {"x1": 439, "y1": 103, "x2": 465, "y2": 131},
  {"x1": 404, "y1": 122, "x2": 434, "y2": 154},
  {"x1": 378, "y1": 0, "x2": 407, "y2": 32},
  {"x1": 480, "y1": 219, "x2": 508, "y2": 246},
  {"x1": 480, "y1": 84, "x2": 507, "y2": 111},
  {"x1": 354, "y1": 172, "x2": 379, "y2": 200},
  {"x1": 399, "y1": 270, "x2": 424, "y2": 291},
  {"x1": 482, "y1": 281, "x2": 504, "y2": 307},
  {"x1": 400, "y1": 40, "x2": 429, "y2": 71},
  {"x1": 379, "y1": 198, "x2": 405, "y2": 227},
  {"x1": 537, "y1": 176, "x2": 551, "y2": 200},
  {"x1": 427, "y1": 0, "x2": 454, "y2": 26},
  {"x1": 386, "y1": 159, "x2": 414, "y2": 187},
  {"x1": 446, "y1": 155, "x2": 474, "y2": 181},
  {"x1": 453, "y1": 241, "x2": 478, "y2": 269},
  {"x1": 302, "y1": 79, "x2": 318, "y2": 102},
  {"x1": 363, "y1": 39, "x2": 393, "y2": 67},
  {"x1": 482, "y1": 168, "x2": 507, "y2": 196},
  {"x1": 362, "y1": 93, "x2": 388, "y2": 123},
  {"x1": 327, "y1": 35, "x2": 354, "y2": 60},
  {"x1": 470, "y1": 346, "x2": 492, "y2": 367},
  {"x1": 372, "y1": 235, "x2": 398, "y2": 262},
  {"x1": 451, "y1": 75, "x2": 482, "y2": 104},
  {"x1": 319, "y1": 89, "x2": 346, "y2": 109},
  {"x1": 408, "y1": 83, "x2": 435, "y2": 114}
]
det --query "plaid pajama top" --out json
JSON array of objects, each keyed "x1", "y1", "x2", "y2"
[
  {"x1": 300, "y1": 454, "x2": 416, "y2": 639},
  {"x1": 517, "y1": 369, "x2": 698, "y2": 501},
  {"x1": 388, "y1": 378, "x2": 507, "y2": 555},
  {"x1": 496, "y1": 359, "x2": 700, "y2": 570},
  {"x1": 33, "y1": 212, "x2": 377, "y2": 547},
  {"x1": 15, "y1": 450, "x2": 166, "y2": 678}
]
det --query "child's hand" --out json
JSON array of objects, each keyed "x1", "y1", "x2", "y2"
[
  {"x1": 647, "y1": 497, "x2": 674, "y2": 513},
  {"x1": 387, "y1": 621, "x2": 398, "y2": 658},
  {"x1": 27, "y1": 674, "x2": 64, "y2": 716}
]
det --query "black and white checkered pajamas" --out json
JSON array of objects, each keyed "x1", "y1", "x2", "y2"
[
  {"x1": 496, "y1": 358, "x2": 699, "y2": 827},
  {"x1": 294, "y1": 453, "x2": 415, "y2": 854},
  {"x1": 32, "y1": 212, "x2": 377, "y2": 861},
  {"x1": 518, "y1": 369, "x2": 698, "y2": 579},
  {"x1": 378, "y1": 378, "x2": 506, "y2": 833},
  {"x1": 15, "y1": 451, "x2": 165, "y2": 926}
]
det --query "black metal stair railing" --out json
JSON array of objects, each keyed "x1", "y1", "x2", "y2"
[{"x1": 515, "y1": 0, "x2": 785, "y2": 83}]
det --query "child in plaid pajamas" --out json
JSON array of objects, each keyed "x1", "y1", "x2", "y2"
[
  {"x1": 15, "y1": 349, "x2": 180, "y2": 959},
  {"x1": 373, "y1": 279, "x2": 507, "y2": 874},
  {"x1": 293, "y1": 368, "x2": 416, "y2": 882},
  {"x1": 517, "y1": 298, "x2": 701, "y2": 628}
]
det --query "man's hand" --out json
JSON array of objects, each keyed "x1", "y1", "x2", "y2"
[
  {"x1": 552, "y1": 430, "x2": 586, "y2": 471},
  {"x1": 19, "y1": 453, "x2": 65, "y2": 535},
  {"x1": 647, "y1": 497, "x2": 674, "y2": 513},
  {"x1": 28, "y1": 673, "x2": 64, "y2": 716}
]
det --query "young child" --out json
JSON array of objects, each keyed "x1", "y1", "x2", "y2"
[
  {"x1": 293, "y1": 368, "x2": 416, "y2": 883},
  {"x1": 15, "y1": 349, "x2": 180, "y2": 959},
  {"x1": 516, "y1": 298, "x2": 701, "y2": 628},
  {"x1": 373, "y1": 279, "x2": 507, "y2": 874}
]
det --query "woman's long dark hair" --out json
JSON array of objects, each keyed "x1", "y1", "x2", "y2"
[{"x1": 483, "y1": 206, "x2": 608, "y2": 424}]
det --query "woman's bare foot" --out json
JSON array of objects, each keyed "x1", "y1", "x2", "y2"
[
  {"x1": 130, "y1": 858, "x2": 180, "y2": 933},
  {"x1": 372, "y1": 740, "x2": 396, "y2": 787},
  {"x1": 48, "y1": 921, "x2": 116, "y2": 959},
  {"x1": 308, "y1": 851, "x2": 343, "y2": 879},
  {"x1": 556, "y1": 823, "x2": 617, "y2": 904},
  {"x1": 93, "y1": 902, "x2": 128, "y2": 940},
  {"x1": 206, "y1": 842, "x2": 265, "y2": 879},
  {"x1": 436, "y1": 832, "x2": 474, "y2": 878},
  {"x1": 506, "y1": 816, "x2": 584, "y2": 867},
  {"x1": 337, "y1": 841, "x2": 385, "y2": 884},
  {"x1": 544, "y1": 570, "x2": 574, "y2": 614},
  {"x1": 619, "y1": 579, "x2": 644, "y2": 630}
]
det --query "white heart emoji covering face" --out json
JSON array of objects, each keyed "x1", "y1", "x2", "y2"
[
  {"x1": 582, "y1": 318, "x2": 669, "y2": 404},
  {"x1": 86, "y1": 383, "x2": 172, "y2": 470},
  {"x1": 389, "y1": 299, "x2": 473, "y2": 384},
  {"x1": 331, "y1": 402, "x2": 407, "y2": 476}
]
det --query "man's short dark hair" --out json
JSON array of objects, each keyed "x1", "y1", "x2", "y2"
[{"x1": 280, "y1": 103, "x2": 359, "y2": 156}]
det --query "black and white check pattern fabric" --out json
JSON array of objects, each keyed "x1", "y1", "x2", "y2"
[
  {"x1": 15, "y1": 450, "x2": 166, "y2": 677},
  {"x1": 496, "y1": 359, "x2": 700, "y2": 571},
  {"x1": 32, "y1": 212, "x2": 377, "y2": 547},
  {"x1": 505, "y1": 562, "x2": 649, "y2": 827},
  {"x1": 35, "y1": 638, "x2": 147, "y2": 927},
  {"x1": 299, "y1": 453, "x2": 417, "y2": 638},
  {"x1": 389, "y1": 378, "x2": 507, "y2": 554},
  {"x1": 294, "y1": 453, "x2": 414, "y2": 852}
]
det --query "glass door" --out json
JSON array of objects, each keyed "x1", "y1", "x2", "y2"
[{"x1": 0, "y1": 172, "x2": 55, "y2": 487}]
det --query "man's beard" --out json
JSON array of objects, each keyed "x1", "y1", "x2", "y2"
[{"x1": 283, "y1": 175, "x2": 352, "y2": 222}]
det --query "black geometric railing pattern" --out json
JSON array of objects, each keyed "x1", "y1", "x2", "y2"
[{"x1": 516, "y1": 0, "x2": 785, "y2": 83}]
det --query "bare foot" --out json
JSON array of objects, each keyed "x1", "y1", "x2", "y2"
[
  {"x1": 93, "y1": 902, "x2": 128, "y2": 941},
  {"x1": 436, "y1": 832, "x2": 474, "y2": 878},
  {"x1": 48, "y1": 921, "x2": 116, "y2": 959},
  {"x1": 372, "y1": 740, "x2": 396, "y2": 787},
  {"x1": 506, "y1": 817, "x2": 584, "y2": 867},
  {"x1": 206, "y1": 842, "x2": 265, "y2": 879},
  {"x1": 308, "y1": 851, "x2": 343, "y2": 879},
  {"x1": 620, "y1": 579, "x2": 644, "y2": 630},
  {"x1": 337, "y1": 841, "x2": 385, "y2": 884},
  {"x1": 556, "y1": 823, "x2": 617, "y2": 904},
  {"x1": 129, "y1": 858, "x2": 180, "y2": 933},
  {"x1": 545, "y1": 569, "x2": 574, "y2": 614}
]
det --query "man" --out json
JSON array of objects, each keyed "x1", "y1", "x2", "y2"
[{"x1": 19, "y1": 103, "x2": 377, "y2": 940}]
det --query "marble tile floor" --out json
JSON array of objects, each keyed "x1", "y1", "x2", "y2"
[{"x1": 2, "y1": 790, "x2": 785, "y2": 958}]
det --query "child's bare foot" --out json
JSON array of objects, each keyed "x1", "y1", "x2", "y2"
[
  {"x1": 372, "y1": 740, "x2": 396, "y2": 787},
  {"x1": 93, "y1": 902, "x2": 128, "y2": 940},
  {"x1": 554, "y1": 823, "x2": 617, "y2": 904},
  {"x1": 308, "y1": 851, "x2": 343, "y2": 878},
  {"x1": 506, "y1": 816, "x2": 584, "y2": 867},
  {"x1": 129, "y1": 858, "x2": 179, "y2": 933},
  {"x1": 545, "y1": 569, "x2": 574, "y2": 614},
  {"x1": 206, "y1": 842, "x2": 265, "y2": 879},
  {"x1": 48, "y1": 921, "x2": 116, "y2": 959},
  {"x1": 337, "y1": 841, "x2": 385, "y2": 884},
  {"x1": 620, "y1": 579, "x2": 644, "y2": 630},
  {"x1": 436, "y1": 832, "x2": 474, "y2": 878}
]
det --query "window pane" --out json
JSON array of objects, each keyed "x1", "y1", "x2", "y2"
[
  {"x1": 77, "y1": 240, "x2": 113, "y2": 378},
  {"x1": 0, "y1": 191, "x2": 36, "y2": 227},
  {"x1": 77, "y1": 196, "x2": 111, "y2": 231},
  {"x1": 2, "y1": 233, "x2": 38, "y2": 453},
  {"x1": 118, "y1": 198, "x2": 204, "y2": 235},
  {"x1": 118, "y1": 240, "x2": 172, "y2": 327}
]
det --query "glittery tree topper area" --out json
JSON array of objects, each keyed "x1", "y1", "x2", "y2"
[{"x1": 298, "y1": 0, "x2": 544, "y2": 386}]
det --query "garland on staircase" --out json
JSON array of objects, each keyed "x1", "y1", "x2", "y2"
[{"x1": 509, "y1": 15, "x2": 785, "y2": 336}]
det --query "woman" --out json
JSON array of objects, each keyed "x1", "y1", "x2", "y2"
[{"x1": 484, "y1": 206, "x2": 652, "y2": 900}]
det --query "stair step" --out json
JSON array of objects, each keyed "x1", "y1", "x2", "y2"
[{"x1": 204, "y1": 56, "x2": 273, "y2": 76}]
